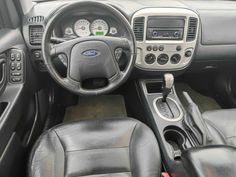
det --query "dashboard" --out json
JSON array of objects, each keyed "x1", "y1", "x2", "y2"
[{"x1": 22, "y1": 0, "x2": 236, "y2": 74}]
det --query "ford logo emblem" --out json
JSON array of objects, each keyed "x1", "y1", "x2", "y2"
[{"x1": 82, "y1": 50, "x2": 100, "y2": 57}]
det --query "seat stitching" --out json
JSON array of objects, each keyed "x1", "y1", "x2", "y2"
[
  {"x1": 226, "y1": 136, "x2": 236, "y2": 139},
  {"x1": 53, "y1": 130, "x2": 66, "y2": 177},
  {"x1": 65, "y1": 146, "x2": 129, "y2": 153},
  {"x1": 129, "y1": 122, "x2": 138, "y2": 177}
]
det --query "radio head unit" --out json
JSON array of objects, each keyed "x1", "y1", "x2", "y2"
[{"x1": 146, "y1": 17, "x2": 185, "y2": 40}]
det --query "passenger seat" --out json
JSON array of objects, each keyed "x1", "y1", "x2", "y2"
[{"x1": 203, "y1": 109, "x2": 236, "y2": 146}]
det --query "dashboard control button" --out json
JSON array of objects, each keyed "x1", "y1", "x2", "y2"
[
  {"x1": 153, "y1": 46, "x2": 158, "y2": 51},
  {"x1": 146, "y1": 46, "x2": 152, "y2": 51},
  {"x1": 176, "y1": 45, "x2": 182, "y2": 51},
  {"x1": 152, "y1": 30, "x2": 158, "y2": 37},
  {"x1": 170, "y1": 54, "x2": 181, "y2": 64},
  {"x1": 145, "y1": 54, "x2": 156, "y2": 64},
  {"x1": 174, "y1": 31, "x2": 180, "y2": 37},
  {"x1": 185, "y1": 50, "x2": 192, "y2": 57},
  {"x1": 159, "y1": 45, "x2": 164, "y2": 51},
  {"x1": 157, "y1": 54, "x2": 169, "y2": 65},
  {"x1": 33, "y1": 50, "x2": 41, "y2": 60}
]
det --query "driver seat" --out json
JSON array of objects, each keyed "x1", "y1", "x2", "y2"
[{"x1": 28, "y1": 118, "x2": 161, "y2": 177}]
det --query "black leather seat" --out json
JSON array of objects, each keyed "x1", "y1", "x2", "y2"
[
  {"x1": 29, "y1": 118, "x2": 161, "y2": 177},
  {"x1": 203, "y1": 109, "x2": 236, "y2": 146},
  {"x1": 182, "y1": 145, "x2": 236, "y2": 177}
]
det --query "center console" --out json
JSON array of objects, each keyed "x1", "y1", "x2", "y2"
[
  {"x1": 132, "y1": 8, "x2": 199, "y2": 71},
  {"x1": 139, "y1": 74, "x2": 213, "y2": 177}
]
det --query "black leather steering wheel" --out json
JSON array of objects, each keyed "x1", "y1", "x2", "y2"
[{"x1": 42, "y1": 1, "x2": 136, "y2": 95}]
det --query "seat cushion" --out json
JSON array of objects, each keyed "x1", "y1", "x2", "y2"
[
  {"x1": 203, "y1": 109, "x2": 236, "y2": 146},
  {"x1": 29, "y1": 118, "x2": 161, "y2": 177},
  {"x1": 182, "y1": 145, "x2": 236, "y2": 177}
]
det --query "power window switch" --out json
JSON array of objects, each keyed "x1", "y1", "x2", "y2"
[
  {"x1": 16, "y1": 63, "x2": 22, "y2": 70},
  {"x1": 11, "y1": 77, "x2": 21, "y2": 82},
  {"x1": 10, "y1": 62, "x2": 15, "y2": 70}
]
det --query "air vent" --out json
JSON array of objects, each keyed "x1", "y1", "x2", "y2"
[
  {"x1": 29, "y1": 25, "x2": 44, "y2": 45},
  {"x1": 187, "y1": 17, "x2": 198, "y2": 41},
  {"x1": 133, "y1": 17, "x2": 145, "y2": 41},
  {"x1": 28, "y1": 16, "x2": 44, "y2": 23}
]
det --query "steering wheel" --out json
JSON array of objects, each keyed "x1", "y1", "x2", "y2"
[{"x1": 42, "y1": 1, "x2": 136, "y2": 95}]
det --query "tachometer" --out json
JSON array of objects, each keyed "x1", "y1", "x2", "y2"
[
  {"x1": 91, "y1": 19, "x2": 109, "y2": 36},
  {"x1": 74, "y1": 19, "x2": 91, "y2": 37}
]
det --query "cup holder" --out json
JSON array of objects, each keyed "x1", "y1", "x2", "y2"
[{"x1": 164, "y1": 126, "x2": 186, "y2": 158}]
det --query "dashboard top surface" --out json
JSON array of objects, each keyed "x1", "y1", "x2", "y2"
[{"x1": 23, "y1": 0, "x2": 236, "y2": 73}]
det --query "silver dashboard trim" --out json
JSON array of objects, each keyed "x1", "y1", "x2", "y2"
[
  {"x1": 153, "y1": 97, "x2": 184, "y2": 122},
  {"x1": 132, "y1": 8, "x2": 200, "y2": 71}
]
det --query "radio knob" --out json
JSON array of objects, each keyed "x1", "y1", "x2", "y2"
[
  {"x1": 185, "y1": 50, "x2": 192, "y2": 57},
  {"x1": 174, "y1": 31, "x2": 180, "y2": 37},
  {"x1": 145, "y1": 54, "x2": 156, "y2": 64},
  {"x1": 157, "y1": 54, "x2": 169, "y2": 65},
  {"x1": 176, "y1": 45, "x2": 182, "y2": 51},
  {"x1": 152, "y1": 30, "x2": 158, "y2": 37},
  {"x1": 171, "y1": 54, "x2": 181, "y2": 64}
]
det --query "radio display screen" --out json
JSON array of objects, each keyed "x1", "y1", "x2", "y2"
[{"x1": 146, "y1": 17, "x2": 185, "y2": 40}]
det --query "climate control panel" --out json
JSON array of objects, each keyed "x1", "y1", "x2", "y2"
[{"x1": 132, "y1": 8, "x2": 199, "y2": 71}]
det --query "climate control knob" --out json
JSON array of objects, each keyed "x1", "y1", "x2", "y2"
[
  {"x1": 145, "y1": 54, "x2": 156, "y2": 64},
  {"x1": 157, "y1": 54, "x2": 169, "y2": 65},
  {"x1": 170, "y1": 54, "x2": 181, "y2": 64}
]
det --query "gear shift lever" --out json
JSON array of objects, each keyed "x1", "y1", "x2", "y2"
[{"x1": 162, "y1": 73, "x2": 174, "y2": 102}]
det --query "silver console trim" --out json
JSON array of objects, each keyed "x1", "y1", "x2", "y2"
[
  {"x1": 153, "y1": 97, "x2": 184, "y2": 122},
  {"x1": 132, "y1": 8, "x2": 199, "y2": 71}
]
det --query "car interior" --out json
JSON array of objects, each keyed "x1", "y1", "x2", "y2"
[{"x1": 1, "y1": 0, "x2": 236, "y2": 176}]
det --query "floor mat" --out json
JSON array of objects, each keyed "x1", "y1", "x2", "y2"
[
  {"x1": 64, "y1": 95, "x2": 127, "y2": 122},
  {"x1": 175, "y1": 83, "x2": 221, "y2": 113}
]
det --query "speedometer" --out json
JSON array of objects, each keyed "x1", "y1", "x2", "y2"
[
  {"x1": 74, "y1": 19, "x2": 91, "y2": 37},
  {"x1": 91, "y1": 19, "x2": 109, "y2": 36}
]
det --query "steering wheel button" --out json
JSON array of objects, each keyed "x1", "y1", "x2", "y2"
[{"x1": 114, "y1": 48, "x2": 123, "y2": 60}]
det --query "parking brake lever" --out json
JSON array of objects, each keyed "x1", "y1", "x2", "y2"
[{"x1": 183, "y1": 92, "x2": 212, "y2": 145}]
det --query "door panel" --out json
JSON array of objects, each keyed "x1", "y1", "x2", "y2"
[{"x1": 0, "y1": 28, "x2": 38, "y2": 177}]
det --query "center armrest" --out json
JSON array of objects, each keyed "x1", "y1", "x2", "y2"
[{"x1": 181, "y1": 145, "x2": 236, "y2": 177}]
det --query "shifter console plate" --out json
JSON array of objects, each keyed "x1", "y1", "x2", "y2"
[{"x1": 154, "y1": 97, "x2": 183, "y2": 121}]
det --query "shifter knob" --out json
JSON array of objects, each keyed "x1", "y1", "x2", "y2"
[{"x1": 162, "y1": 73, "x2": 174, "y2": 102}]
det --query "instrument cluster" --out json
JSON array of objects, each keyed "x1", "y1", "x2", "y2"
[{"x1": 60, "y1": 17, "x2": 119, "y2": 39}]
